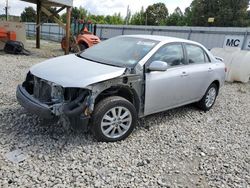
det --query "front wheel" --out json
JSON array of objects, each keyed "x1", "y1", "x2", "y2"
[
  {"x1": 197, "y1": 83, "x2": 218, "y2": 111},
  {"x1": 91, "y1": 96, "x2": 137, "y2": 142}
]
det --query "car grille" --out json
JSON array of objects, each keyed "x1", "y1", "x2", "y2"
[{"x1": 33, "y1": 77, "x2": 52, "y2": 103}]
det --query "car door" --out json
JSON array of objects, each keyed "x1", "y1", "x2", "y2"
[
  {"x1": 144, "y1": 43, "x2": 190, "y2": 116},
  {"x1": 183, "y1": 43, "x2": 213, "y2": 101}
]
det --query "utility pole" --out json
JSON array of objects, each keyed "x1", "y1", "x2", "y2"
[{"x1": 5, "y1": 0, "x2": 9, "y2": 21}]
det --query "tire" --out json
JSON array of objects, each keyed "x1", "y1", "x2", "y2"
[
  {"x1": 91, "y1": 96, "x2": 137, "y2": 142},
  {"x1": 79, "y1": 43, "x2": 88, "y2": 51},
  {"x1": 61, "y1": 37, "x2": 70, "y2": 52},
  {"x1": 61, "y1": 37, "x2": 73, "y2": 52},
  {"x1": 197, "y1": 83, "x2": 218, "y2": 111}
]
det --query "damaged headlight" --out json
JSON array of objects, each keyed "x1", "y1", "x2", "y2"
[{"x1": 51, "y1": 84, "x2": 64, "y2": 103}]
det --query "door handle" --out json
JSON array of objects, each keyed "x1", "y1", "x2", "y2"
[
  {"x1": 181, "y1": 71, "x2": 189, "y2": 77},
  {"x1": 208, "y1": 68, "x2": 213, "y2": 72}
]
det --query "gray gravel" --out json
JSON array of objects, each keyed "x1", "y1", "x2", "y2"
[{"x1": 0, "y1": 40, "x2": 250, "y2": 187}]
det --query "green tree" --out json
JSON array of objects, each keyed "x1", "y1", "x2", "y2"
[
  {"x1": 72, "y1": 6, "x2": 88, "y2": 20},
  {"x1": 21, "y1": 6, "x2": 60, "y2": 23},
  {"x1": 104, "y1": 13, "x2": 123, "y2": 25},
  {"x1": 61, "y1": 7, "x2": 124, "y2": 25},
  {"x1": 248, "y1": 9, "x2": 250, "y2": 19},
  {"x1": 187, "y1": 0, "x2": 249, "y2": 27},
  {"x1": 112, "y1": 13, "x2": 124, "y2": 24},
  {"x1": 60, "y1": 13, "x2": 66, "y2": 23},
  {"x1": 167, "y1": 7, "x2": 185, "y2": 26},
  {"x1": 21, "y1": 6, "x2": 36, "y2": 22},
  {"x1": 130, "y1": 7, "x2": 145, "y2": 25},
  {"x1": 88, "y1": 14, "x2": 106, "y2": 24},
  {"x1": 145, "y1": 3, "x2": 168, "y2": 25},
  {"x1": 183, "y1": 7, "x2": 192, "y2": 26},
  {"x1": 247, "y1": 10, "x2": 250, "y2": 25},
  {"x1": 61, "y1": 6, "x2": 88, "y2": 23},
  {"x1": 216, "y1": 0, "x2": 249, "y2": 26}
]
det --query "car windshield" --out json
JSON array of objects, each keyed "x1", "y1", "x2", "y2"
[{"x1": 79, "y1": 36, "x2": 158, "y2": 68}]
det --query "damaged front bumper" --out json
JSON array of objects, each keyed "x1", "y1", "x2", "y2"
[
  {"x1": 16, "y1": 85, "x2": 54, "y2": 119},
  {"x1": 16, "y1": 84, "x2": 91, "y2": 130}
]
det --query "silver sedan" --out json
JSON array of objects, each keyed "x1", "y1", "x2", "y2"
[{"x1": 17, "y1": 35, "x2": 226, "y2": 142}]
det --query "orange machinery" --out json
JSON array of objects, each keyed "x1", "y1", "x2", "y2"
[
  {"x1": 61, "y1": 19, "x2": 100, "y2": 52},
  {"x1": 0, "y1": 27, "x2": 16, "y2": 41}
]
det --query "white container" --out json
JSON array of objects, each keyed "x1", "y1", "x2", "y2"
[{"x1": 211, "y1": 47, "x2": 250, "y2": 83}]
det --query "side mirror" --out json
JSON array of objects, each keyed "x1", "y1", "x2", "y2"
[{"x1": 148, "y1": 61, "x2": 169, "y2": 72}]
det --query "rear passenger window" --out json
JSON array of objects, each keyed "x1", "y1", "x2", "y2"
[
  {"x1": 186, "y1": 44, "x2": 210, "y2": 64},
  {"x1": 150, "y1": 44, "x2": 185, "y2": 67}
]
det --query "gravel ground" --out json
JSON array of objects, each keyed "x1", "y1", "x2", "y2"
[{"x1": 0, "y1": 40, "x2": 250, "y2": 187}]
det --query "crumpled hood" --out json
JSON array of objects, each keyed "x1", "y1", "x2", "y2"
[{"x1": 30, "y1": 54, "x2": 126, "y2": 88}]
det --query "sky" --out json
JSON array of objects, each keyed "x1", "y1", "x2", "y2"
[{"x1": 0, "y1": 0, "x2": 193, "y2": 17}]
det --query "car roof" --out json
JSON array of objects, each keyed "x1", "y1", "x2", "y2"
[{"x1": 121, "y1": 34, "x2": 200, "y2": 46}]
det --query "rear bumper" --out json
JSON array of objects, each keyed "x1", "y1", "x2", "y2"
[{"x1": 16, "y1": 85, "x2": 54, "y2": 119}]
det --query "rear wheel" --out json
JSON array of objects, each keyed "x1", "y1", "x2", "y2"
[
  {"x1": 91, "y1": 96, "x2": 137, "y2": 142},
  {"x1": 197, "y1": 83, "x2": 218, "y2": 111}
]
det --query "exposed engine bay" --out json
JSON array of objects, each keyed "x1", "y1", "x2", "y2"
[{"x1": 19, "y1": 71, "x2": 143, "y2": 131}]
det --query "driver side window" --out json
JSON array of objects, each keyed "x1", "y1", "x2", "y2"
[{"x1": 150, "y1": 44, "x2": 185, "y2": 67}]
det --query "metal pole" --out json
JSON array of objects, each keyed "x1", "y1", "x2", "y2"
[
  {"x1": 151, "y1": 28, "x2": 154, "y2": 35},
  {"x1": 93, "y1": 24, "x2": 97, "y2": 35},
  {"x1": 36, "y1": 0, "x2": 41, "y2": 48},
  {"x1": 5, "y1": 0, "x2": 8, "y2": 21},
  {"x1": 27, "y1": 23, "x2": 29, "y2": 37},
  {"x1": 100, "y1": 27, "x2": 103, "y2": 40},
  {"x1": 122, "y1": 27, "x2": 125, "y2": 35},
  {"x1": 65, "y1": 6, "x2": 71, "y2": 55},
  {"x1": 49, "y1": 24, "x2": 51, "y2": 40},
  {"x1": 59, "y1": 25, "x2": 61, "y2": 41},
  {"x1": 241, "y1": 30, "x2": 248, "y2": 50},
  {"x1": 188, "y1": 29, "x2": 192, "y2": 40}
]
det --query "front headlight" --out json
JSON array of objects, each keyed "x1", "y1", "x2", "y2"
[
  {"x1": 51, "y1": 84, "x2": 64, "y2": 103},
  {"x1": 22, "y1": 72, "x2": 34, "y2": 95}
]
